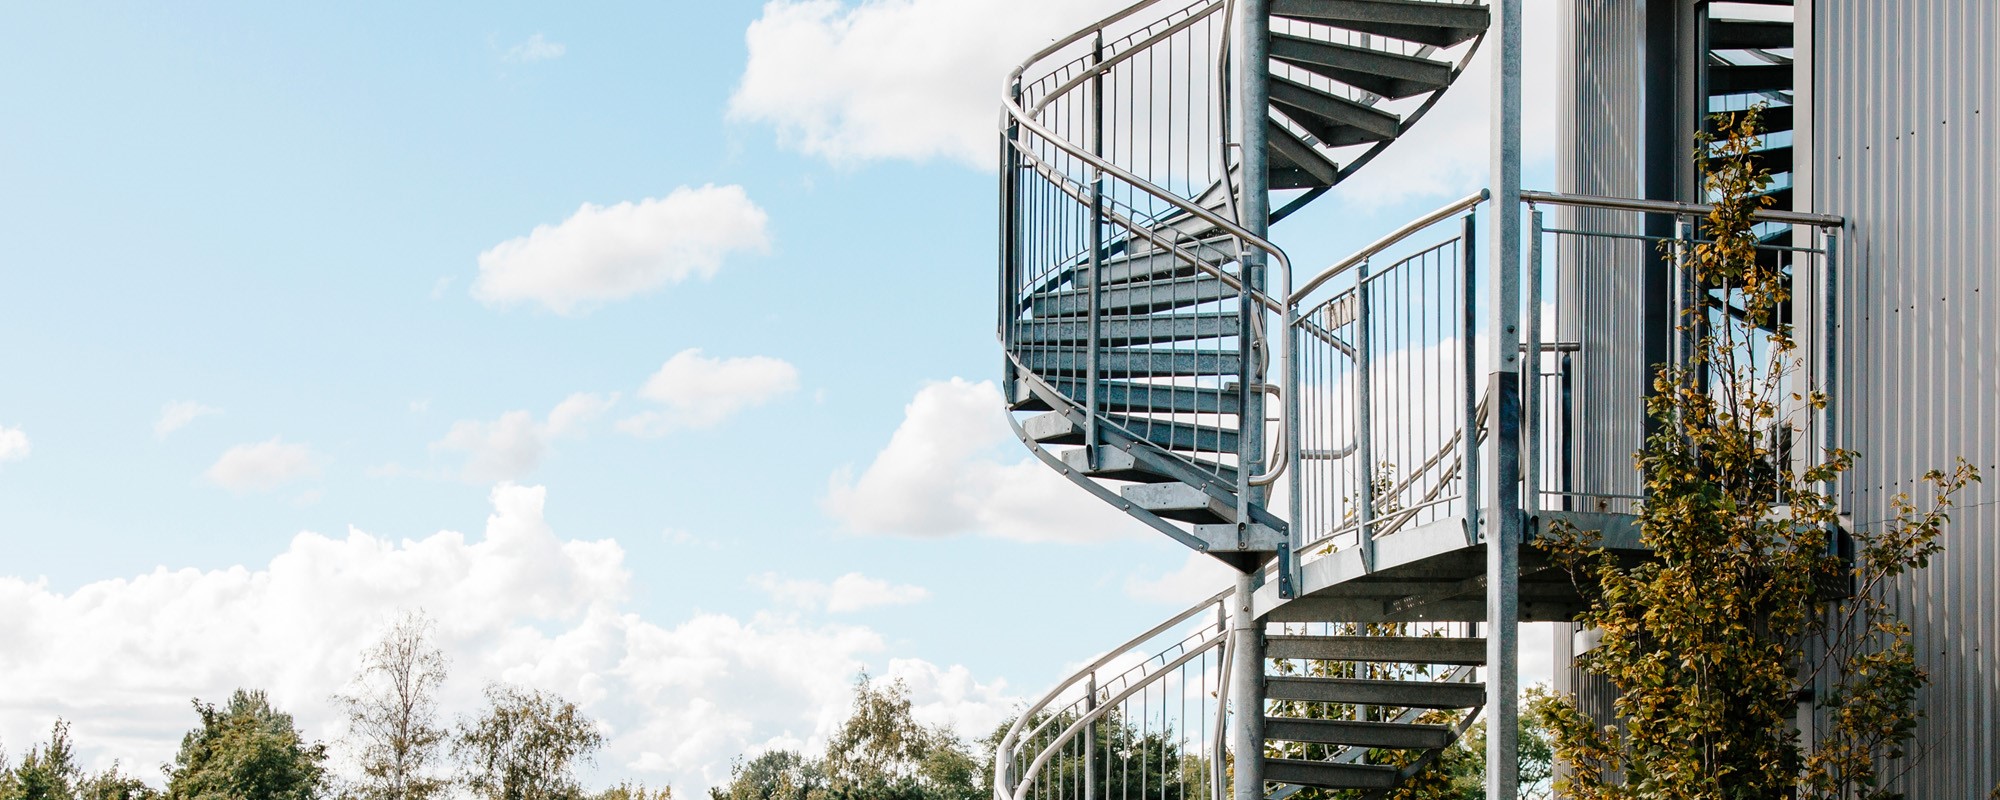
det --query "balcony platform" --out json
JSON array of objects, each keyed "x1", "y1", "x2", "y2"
[{"x1": 1252, "y1": 511, "x2": 1646, "y2": 624}]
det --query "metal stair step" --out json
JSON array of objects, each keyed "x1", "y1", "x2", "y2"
[
  {"x1": 1098, "y1": 242, "x2": 1237, "y2": 286},
  {"x1": 1014, "y1": 313, "x2": 1241, "y2": 347},
  {"x1": 1270, "y1": 0, "x2": 1489, "y2": 48},
  {"x1": 1268, "y1": 116, "x2": 1344, "y2": 189},
  {"x1": 1269, "y1": 32, "x2": 1453, "y2": 100},
  {"x1": 1264, "y1": 717, "x2": 1455, "y2": 750},
  {"x1": 1104, "y1": 414, "x2": 1241, "y2": 454},
  {"x1": 1029, "y1": 274, "x2": 1232, "y2": 318},
  {"x1": 1014, "y1": 346, "x2": 1243, "y2": 379},
  {"x1": 1266, "y1": 676, "x2": 1486, "y2": 709},
  {"x1": 1709, "y1": 62, "x2": 1791, "y2": 96},
  {"x1": 1023, "y1": 410, "x2": 1239, "y2": 454},
  {"x1": 1060, "y1": 447, "x2": 1245, "y2": 487},
  {"x1": 1267, "y1": 635, "x2": 1487, "y2": 666},
  {"x1": 1041, "y1": 377, "x2": 1244, "y2": 414},
  {"x1": 1707, "y1": 103, "x2": 1794, "y2": 135},
  {"x1": 1707, "y1": 143, "x2": 1793, "y2": 176},
  {"x1": 1122, "y1": 482, "x2": 1237, "y2": 524},
  {"x1": 1708, "y1": 18, "x2": 1791, "y2": 50},
  {"x1": 1270, "y1": 75, "x2": 1402, "y2": 147},
  {"x1": 1263, "y1": 759, "x2": 1399, "y2": 790}
]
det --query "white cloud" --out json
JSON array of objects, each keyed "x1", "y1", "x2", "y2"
[
  {"x1": 432, "y1": 393, "x2": 614, "y2": 482},
  {"x1": 472, "y1": 185, "x2": 770, "y2": 315},
  {"x1": 730, "y1": 0, "x2": 1126, "y2": 168},
  {"x1": 754, "y1": 572, "x2": 931, "y2": 613},
  {"x1": 0, "y1": 425, "x2": 30, "y2": 463},
  {"x1": 154, "y1": 401, "x2": 220, "y2": 440},
  {"x1": 504, "y1": 33, "x2": 566, "y2": 63},
  {"x1": 1125, "y1": 552, "x2": 1234, "y2": 606},
  {"x1": 824, "y1": 378, "x2": 1143, "y2": 543},
  {"x1": 0, "y1": 484, "x2": 1014, "y2": 795},
  {"x1": 617, "y1": 349, "x2": 798, "y2": 436},
  {"x1": 205, "y1": 438, "x2": 320, "y2": 492}
]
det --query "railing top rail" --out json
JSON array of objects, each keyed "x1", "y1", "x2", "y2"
[
  {"x1": 1292, "y1": 190, "x2": 1488, "y2": 302},
  {"x1": 991, "y1": 588, "x2": 1230, "y2": 769},
  {"x1": 1025, "y1": 2, "x2": 1225, "y2": 117},
  {"x1": 1007, "y1": 0, "x2": 1198, "y2": 87},
  {"x1": 1521, "y1": 189, "x2": 1846, "y2": 228}
]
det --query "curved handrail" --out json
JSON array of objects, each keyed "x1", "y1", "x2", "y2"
[{"x1": 992, "y1": 589, "x2": 1231, "y2": 796}]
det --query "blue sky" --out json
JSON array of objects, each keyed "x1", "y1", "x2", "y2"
[{"x1": 0, "y1": 1, "x2": 1560, "y2": 794}]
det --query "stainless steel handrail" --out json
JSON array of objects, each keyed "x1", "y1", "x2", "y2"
[
  {"x1": 1520, "y1": 189, "x2": 1845, "y2": 228},
  {"x1": 1026, "y1": 1, "x2": 1226, "y2": 117},
  {"x1": 1292, "y1": 190, "x2": 1490, "y2": 303}
]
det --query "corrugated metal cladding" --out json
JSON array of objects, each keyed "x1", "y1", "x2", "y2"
[
  {"x1": 1550, "y1": 0, "x2": 1649, "y2": 733},
  {"x1": 1816, "y1": 0, "x2": 2000, "y2": 795},
  {"x1": 1555, "y1": 0, "x2": 2000, "y2": 794}
]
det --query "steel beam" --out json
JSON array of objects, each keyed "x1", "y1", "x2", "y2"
[{"x1": 1228, "y1": 4, "x2": 1271, "y2": 796}]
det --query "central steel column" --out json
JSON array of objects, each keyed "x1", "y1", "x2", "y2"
[
  {"x1": 1227, "y1": 2, "x2": 1271, "y2": 799},
  {"x1": 1484, "y1": 0, "x2": 1525, "y2": 799}
]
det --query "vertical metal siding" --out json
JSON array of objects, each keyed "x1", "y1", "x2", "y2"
[
  {"x1": 1817, "y1": 0, "x2": 1999, "y2": 795},
  {"x1": 1554, "y1": 0, "x2": 1651, "y2": 732}
]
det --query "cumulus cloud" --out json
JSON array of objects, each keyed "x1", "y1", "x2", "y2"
[
  {"x1": 1125, "y1": 552, "x2": 1234, "y2": 606},
  {"x1": 0, "y1": 484, "x2": 1014, "y2": 795},
  {"x1": 730, "y1": 0, "x2": 1125, "y2": 168},
  {"x1": 504, "y1": 33, "x2": 566, "y2": 63},
  {"x1": 754, "y1": 572, "x2": 931, "y2": 613},
  {"x1": 154, "y1": 401, "x2": 220, "y2": 440},
  {"x1": 0, "y1": 424, "x2": 29, "y2": 463},
  {"x1": 472, "y1": 185, "x2": 770, "y2": 315},
  {"x1": 432, "y1": 393, "x2": 614, "y2": 482},
  {"x1": 205, "y1": 438, "x2": 320, "y2": 492},
  {"x1": 617, "y1": 349, "x2": 798, "y2": 436},
  {"x1": 824, "y1": 378, "x2": 1143, "y2": 542}
]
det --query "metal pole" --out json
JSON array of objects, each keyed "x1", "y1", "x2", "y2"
[
  {"x1": 1228, "y1": 5, "x2": 1271, "y2": 797},
  {"x1": 1086, "y1": 34, "x2": 1106, "y2": 467},
  {"x1": 1227, "y1": 572, "x2": 1263, "y2": 800},
  {"x1": 1084, "y1": 673, "x2": 1098, "y2": 800},
  {"x1": 1820, "y1": 228, "x2": 1840, "y2": 520},
  {"x1": 1357, "y1": 259, "x2": 1376, "y2": 572},
  {"x1": 1484, "y1": 0, "x2": 1524, "y2": 796},
  {"x1": 1525, "y1": 209, "x2": 1544, "y2": 521},
  {"x1": 1674, "y1": 216, "x2": 1696, "y2": 373},
  {"x1": 1461, "y1": 212, "x2": 1480, "y2": 545}
]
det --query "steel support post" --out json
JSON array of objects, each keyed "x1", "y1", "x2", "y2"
[
  {"x1": 1227, "y1": 4, "x2": 1271, "y2": 798},
  {"x1": 1228, "y1": 571, "x2": 1264, "y2": 800},
  {"x1": 1483, "y1": 0, "x2": 1524, "y2": 797},
  {"x1": 1461, "y1": 212, "x2": 1480, "y2": 545}
]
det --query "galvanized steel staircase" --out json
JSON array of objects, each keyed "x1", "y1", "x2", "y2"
[{"x1": 995, "y1": 1, "x2": 1493, "y2": 797}]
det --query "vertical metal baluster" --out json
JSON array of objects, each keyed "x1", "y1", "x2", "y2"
[
  {"x1": 1460, "y1": 212, "x2": 1480, "y2": 545},
  {"x1": 1357, "y1": 258, "x2": 1375, "y2": 572},
  {"x1": 1086, "y1": 34, "x2": 1106, "y2": 468},
  {"x1": 1526, "y1": 208, "x2": 1544, "y2": 522}
]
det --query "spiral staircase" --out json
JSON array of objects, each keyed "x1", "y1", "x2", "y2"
[{"x1": 994, "y1": 1, "x2": 1505, "y2": 797}]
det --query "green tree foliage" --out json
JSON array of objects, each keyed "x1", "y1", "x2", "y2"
[
  {"x1": 335, "y1": 611, "x2": 451, "y2": 800},
  {"x1": 454, "y1": 684, "x2": 604, "y2": 800},
  {"x1": 708, "y1": 751, "x2": 823, "y2": 800},
  {"x1": 165, "y1": 690, "x2": 329, "y2": 800},
  {"x1": 1538, "y1": 105, "x2": 1979, "y2": 799},
  {"x1": 811, "y1": 675, "x2": 981, "y2": 800},
  {"x1": 592, "y1": 781, "x2": 672, "y2": 800},
  {"x1": 0, "y1": 721, "x2": 162, "y2": 800}
]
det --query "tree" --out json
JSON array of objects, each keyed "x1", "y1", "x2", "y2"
[
  {"x1": 809, "y1": 674, "x2": 981, "y2": 800},
  {"x1": 1538, "y1": 105, "x2": 1979, "y2": 799},
  {"x1": 336, "y1": 611, "x2": 450, "y2": 800},
  {"x1": 1, "y1": 720, "x2": 81, "y2": 800},
  {"x1": 455, "y1": 684, "x2": 604, "y2": 800},
  {"x1": 165, "y1": 690, "x2": 329, "y2": 800},
  {"x1": 593, "y1": 782, "x2": 672, "y2": 800},
  {"x1": 0, "y1": 721, "x2": 161, "y2": 800},
  {"x1": 708, "y1": 751, "x2": 822, "y2": 800}
]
